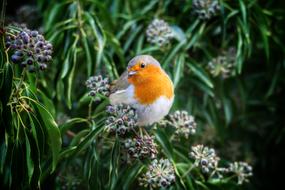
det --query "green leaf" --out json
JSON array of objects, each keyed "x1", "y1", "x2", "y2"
[
  {"x1": 122, "y1": 163, "x2": 144, "y2": 190},
  {"x1": 222, "y1": 97, "x2": 233, "y2": 126},
  {"x1": 0, "y1": 141, "x2": 8, "y2": 173},
  {"x1": 155, "y1": 128, "x2": 174, "y2": 160},
  {"x1": 85, "y1": 12, "x2": 106, "y2": 68},
  {"x1": 33, "y1": 100, "x2": 62, "y2": 172},
  {"x1": 123, "y1": 25, "x2": 143, "y2": 53},
  {"x1": 37, "y1": 90, "x2": 56, "y2": 117},
  {"x1": 0, "y1": 63, "x2": 13, "y2": 104},
  {"x1": 173, "y1": 54, "x2": 185, "y2": 87},
  {"x1": 186, "y1": 60, "x2": 214, "y2": 88},
  {"x1": 60, "y1": 117, "x2": 89, "y2": 133},
  {"x1": 66, "y1": 47, "x2": 78, "y2": 109},
  {"x1": 82, "y1": 35, "x2": 93, "y2": 76},
  {"x1": 163, "y1": 40, "x2": 186, "y2": 69},
  {"x1": 45, "y1": 3, "x2": 66, "y2": 30},
  {"x1": 61, "y1": 125, "x2": 104, "y2": 158},
  {"x1": 108, "y1": 137, "x2": 120, "y2": 190},
  {"x1": 176, "y1": 163, "x2": 195, "y2": 190},
  {"x1": 24, "y1": 130, "x2": 34, "y2": 183}
]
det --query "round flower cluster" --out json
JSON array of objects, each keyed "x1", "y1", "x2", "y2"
[
  {"x1": 229, "y1": 161, "x2": 253, "y2": 185},
  {"x1": 56, "y1": 163, "x2": 82, "y2": 190},
  {"x1": 9, "y1": 87, "x2": 32, "y2": 113},
  {"x1": 5, "y1": 26, "x2": 53, "y2": 73},
  {"x1": 85, "y1": 75, "x2": 110, "y2": 97},
  {"x1": 105, "y1": 104, "x2": 138, "y2": 136},
  {"x1": 56, "y1": 113, "x2": 70, "y2": 126},
  {"x1": 192, "y1": 0, "x2": 220, "y2": 20},
  {"x1": 139, "y1": 159, "x2": 175, "y2": 189},
  {"x1": 124, "y1": 135, "x2": 157, "y2": 160},
  {"x1": 16, "y1": 5, "x2": 40, "y2": 27},
  {"x1": 146, "y1": 19, "x2": 174, "y2": 47},
  {"x1": 207, "y1": 47, "x2": 237, "y2": 78},
  {"x1": 189, "y1": 144, "x2": 220, "y2": 173},
  {"x1": 167, "y1": 110, "x2": 197, "y2": 138}
]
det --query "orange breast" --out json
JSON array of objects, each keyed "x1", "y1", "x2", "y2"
[{"x1": 128, "y1": 65, "x2": 174, "y2": 105}]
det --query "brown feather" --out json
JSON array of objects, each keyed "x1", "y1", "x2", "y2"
[{"x1": 110, "y1": 71, "x2": 130, "y2": 94}]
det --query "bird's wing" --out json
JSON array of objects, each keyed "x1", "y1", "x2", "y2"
[
  {"x1": 110, "y1": 70, "x2": 129, "y2": 93},
  {"x1": 109, "y1": 71, "x2": 133, "y2": 105}
]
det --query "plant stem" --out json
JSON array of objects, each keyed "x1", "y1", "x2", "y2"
[
  {"x1": 88, "y1": 99, "x2": 93, "y2": 120},
  {"x1": 182, "y1": 160, "x2": 198, "y2": 178}
]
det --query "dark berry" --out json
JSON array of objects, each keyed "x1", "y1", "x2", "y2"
[
  {"x1": 27, "y1": 59, "x2": 33, "y2": 65},
  {"x1": 11, "y1": 55, "x2": 22, "y2": 63},
  {"x1": 39, "y1": 64, "x2": 47, "y2": 70},
  {"x1": 5, "y1": 36, "x2": 11, "y2": 42},
  {"x1": 43, "y1": 50, "x2": 51, "y2": 56},
  {"x1": 31, "y1": 31, "x2": 38, "y2": 37},
  {"x1": 45, "y1": 43, "x2": 52, "y2": 50},
  {"x1": 15, "y1": 39, "x2": 22, "y2": 46},
  {"x1": 201, "y1": 159, "x2": 208, "y2": 166},
  {"x1": 37, "y1": 35, "x2": 44, "y2": 41},
  {"x1": 22, "y1": 36, "x2": 30, "y2": 44},
  {"x1": 20, "y1": 62, "x2": 27, "y2": 67},
  {"x1": 15, "y1": 51, "x2": 23, "y2": 56},
  {"x1": 37, "y1": 56, "x2": 42, "y2": 62},
  {"x1": 118, "y1": 127, "x2": 126, "y2": 135},
  {"x1": 117, "y1": 119, "x2": 123, "y2": 126},
  {"x1": 36, "y1": 41, "x2": 44, "y2": 48},
  {"x1": 27, "y1": 51, "x2": 33, "y2": 56},
  {"x1": 42, "y1": 56, "x2": 48, "y2": 62},
  {"x1": 89, "y1": 91, "x2": 96, "y2": 96},
  {"x1": 35, "y1": 48, "x2": 41, "y2": 53},
  {"x1": 160, "y1": 180, "x2": 167, "y2": 187},
  {"x1": 5, "y1": 42, "x2": 11, "y2": 48}
]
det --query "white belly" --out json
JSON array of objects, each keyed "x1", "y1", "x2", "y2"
[
  {"x1": 110, "y1": 85, "x2": 174, "y2": 126},
  {"x1": 133, "y1": 96, "x2": 174, "y2": 126}
]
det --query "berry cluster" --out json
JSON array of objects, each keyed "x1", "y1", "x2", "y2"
[
  {"x1": 207, "y1": 47, "x2": 237, "y2": 78},
  {"x1": 229, "y1": 162, "x2": 253, "y2": 185},
  {"x1": 86, "y1": 75, "x2": 110, "y2": 97},
  {"x1": 123, "y1": 135, "x2": 157, "y2": 160},
  {"x1": 139, "y1": 159, "x2": 175, "y2": 189},
  {"x1": 192, "y1": 0, "x2": 220, "y2": 20},
  {"x1": 189, "y1": 144, "x2": 220, "y2": 173},
  {"x1": 146, "y1": 19, "x2": 174, "y2": 47},
  {"x1": 105, "y1": 104, "x2": 138, "y2": 136},
  {"x1": 16, "y1": 5, "x2": 40, "y2": 28},
  {"x1": 167, "y1": 110, "x2": 197, "y2": 138},
  {"x1": 56, "y1": 163, "x2": 82, "y2": 190},
  {"x1": 9, "y1": 87, "x2": 32, "y2": 113},
  {"x1": 5, "y1": 26, "x2": 52, "y2": 72}
]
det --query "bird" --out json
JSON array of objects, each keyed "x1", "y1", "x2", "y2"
[{"x1": 109, "y1": 55, "x2": 174, "y2": 126}]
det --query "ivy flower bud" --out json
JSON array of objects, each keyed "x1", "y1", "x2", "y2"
[
  {"x1": 105, "y1": 104, "x2": 138, "y2": 137},
  {"x1": 139, "y1": 159, "x2": 175, "y2": 189},
  {"x1": 86, "y1": 75, "x2": 111, "y2": 97},
  {"x1": 146, "y1": 19, "x2": 174, "y2": 47},
  {"x1": 5, "y1": 25, "x2": 53, "y2": 72},
  {"x1": 123, "y1": 135, "x2": 157, "y2": 161},
  {"x1": 192, "y1": 0, "x2": 221, "y2": 20}
]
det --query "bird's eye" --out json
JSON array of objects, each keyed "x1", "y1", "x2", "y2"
[{"x1": 140, "y1": 63, "x2": 146, "y2": 68}]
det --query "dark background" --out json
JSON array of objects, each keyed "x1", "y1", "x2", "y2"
[{"x1": 3, "y1": 0, "x2": 285, "y2": 189}]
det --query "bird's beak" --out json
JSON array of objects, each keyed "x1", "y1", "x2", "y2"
[{"x1": 128, "y1": 70, "x2": 137, "y2": 77}]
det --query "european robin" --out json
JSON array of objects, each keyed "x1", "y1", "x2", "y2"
[{"x1": 110, "y1": 55, "x2": 174, "y2": 126}]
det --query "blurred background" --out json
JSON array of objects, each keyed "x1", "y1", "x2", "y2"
[{"x1": 1, "y1": 0, "x2": 285, "y2": 189}]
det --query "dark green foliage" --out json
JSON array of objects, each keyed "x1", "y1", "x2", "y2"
[{"x1": 0, "y1": 0, "x2": 285, "y2": 189}]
